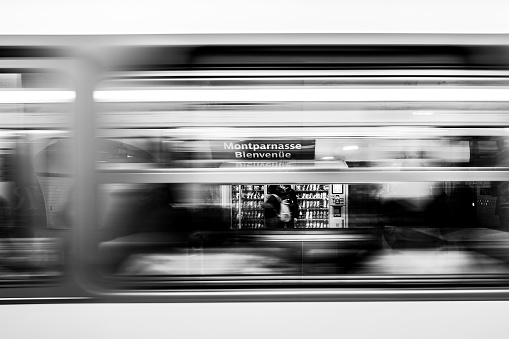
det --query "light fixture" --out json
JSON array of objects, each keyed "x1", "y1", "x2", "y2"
[
  {"x1": 342, "y1": 145, "x2": 359, "y2": 151},
  {"x1": 94, "y1": 88, "x2": 509, "y2": 103},
  {"x1": 321, "y1": 156, "x2": 335, "y2": 160},
  {"x1": 0, "y1": 90, "x2": 75, "y2": 103}
]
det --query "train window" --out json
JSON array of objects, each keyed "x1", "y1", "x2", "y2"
[
  {"x1": 91, "y1": 59, "x2": 509, "y2": 291},
  {"x1": 0, "y1": 62, "x2": 74, "y2": 284}
]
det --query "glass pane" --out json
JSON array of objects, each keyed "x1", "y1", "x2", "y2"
[
  {"x1": 0, "y1": 70, "x2": 72, "y2": 282},
  {"x1": 96, "y1": 180, "x2": 509, "y2": 281}
]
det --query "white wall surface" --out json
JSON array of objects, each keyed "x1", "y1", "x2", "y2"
[
  {"x1": 1, "y1": 301, "x2": 508, "y2": 339},
  {"x1": 1, "y1": 0, "x2": 509, "y2": 35}
]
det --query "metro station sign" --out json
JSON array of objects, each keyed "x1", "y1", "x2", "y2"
[{"x1": 211, "y1": 140, "x2": 315, "y2": 160}]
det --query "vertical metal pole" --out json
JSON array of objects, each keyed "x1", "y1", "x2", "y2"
[{"x1": 71, "y1": 53, "x2": 99, "y2": 284}]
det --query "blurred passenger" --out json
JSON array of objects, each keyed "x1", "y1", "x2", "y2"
[
  {"x1": 0, "y1": 196, "x2": 11, "y2": 238},
  {"x1": 263, "y1": 185, "x2": 283, "y2": 229},
  {"x1": 138, "y1": 186, "x2": 176, "y2": 232},
  {"x1": 450, "y1": 182, "x2": 476, "y2": 228},
  {"x1": 126, "y1": 184, "x2": 224, "y2": 244},
  {"x1": 378, "y1": 182, "x2": 445, "y2": 249},
  {"x1": 425, "y1": 186, "x2": 453, "y2": 228},
  {"x1": 495, "y1": 182, "x2": 509, "y2": 230},
  {"x1": 280, "y1": 185, "x2": 299, "y2": 229}
]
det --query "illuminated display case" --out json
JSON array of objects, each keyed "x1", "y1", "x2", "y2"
[
  {"x1": 231, "y1": 185, "x2": 265, "y2": 229},
  {"x1": 296, "y1": 184, "x2": 330, "y2": 228},
  {"x1": 229, "y1": 184, "x2": 347, "y2": 229}
]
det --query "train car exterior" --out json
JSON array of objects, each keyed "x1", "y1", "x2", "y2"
[{"x1": 1, "y1": 33, "x2": 509, "y2": 338}]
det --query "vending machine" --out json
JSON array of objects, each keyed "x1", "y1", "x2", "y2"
[
  {"x1": 295, "y1": 184, "x2": 330, "y2": 228},
  {"x1": 330, "y1": 184, "x2": 348, "y2": 228},
  {"x1": 227, "y1": 184, "x2": 348, "y2": 229},
  {"x1": 230, "y1": 184, "x2": 265, "y2": 229}
]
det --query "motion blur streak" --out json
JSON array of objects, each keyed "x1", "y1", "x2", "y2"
[
  {"x1": 94, "y1": 88, "x2": 509, "y2": 103},
  {"x1": 0, "y1": 90, "x2": 75, "y2": 103}
]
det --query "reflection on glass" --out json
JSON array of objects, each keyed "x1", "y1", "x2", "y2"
[
  {"x1": 94, "y1": 134, "x2": 509, "y2": 169},
  {"x1": 97, "y1": 180, "x2": 509, "y2": 279},
  {"x1": 0, "y1": 71, "x2": 72, "y2": 281},
  {"x1": 95, "y1": 80, "x2": 509, "y2": 281}
]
